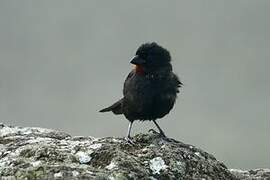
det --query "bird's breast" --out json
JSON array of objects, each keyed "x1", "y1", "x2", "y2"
[{"x1": 134, "y1": 65, "x2": 144, "y2": 75}]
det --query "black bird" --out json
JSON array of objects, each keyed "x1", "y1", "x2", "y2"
[{"x1": 100, "y1": 42, "x2": 182, "y2": 142}]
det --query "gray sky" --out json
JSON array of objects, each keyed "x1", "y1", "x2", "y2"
[{"x1": 0, "y1": 1, "x2": 269, "y2": 169}]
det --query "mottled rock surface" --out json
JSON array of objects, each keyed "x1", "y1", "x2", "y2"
[
  {"x1": 0, "y1": 123, "x2": 241, "y2": 179},
  {"x1": 230, "y1": 169, "x2": 270, "y2": 180}
]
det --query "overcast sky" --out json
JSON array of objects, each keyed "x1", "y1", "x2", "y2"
[{"x1": 0, "y1": 1, "x2": 270, "y2": 169}]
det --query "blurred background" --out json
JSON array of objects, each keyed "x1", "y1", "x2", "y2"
[{"x1": 0, "y1": 1, "x2": 269, "y2": 169}]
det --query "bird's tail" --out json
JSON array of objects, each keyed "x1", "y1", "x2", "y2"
[{"x1": 99, "y1": 98, "x2": 123, "y2": 115}]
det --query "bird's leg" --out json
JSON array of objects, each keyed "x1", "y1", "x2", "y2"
[
  {"x1": 153, "y1": 120, "x2": 166, "y2": 138},
  {"x1": 126, "y1": 121, "x2": 133, "y2": 138},
  {"x1": 125, "y1": 121, "x2": 134, "y2": 144}
]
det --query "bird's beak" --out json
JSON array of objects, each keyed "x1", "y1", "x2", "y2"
[{"x1": 130, "y1": 55, "x2": 145, "y2": 65}]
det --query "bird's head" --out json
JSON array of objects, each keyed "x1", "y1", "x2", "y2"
[{"x1": 130, "y1": 42, "x2": 172, "y2": 75}]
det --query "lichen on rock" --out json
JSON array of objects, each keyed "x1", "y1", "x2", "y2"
[
  {"x1": 0, "y1": 123, "x2": 239, "y2": 179},
  {"x1": 149, "y1": 157, "x2": 167, "y2": 174}
]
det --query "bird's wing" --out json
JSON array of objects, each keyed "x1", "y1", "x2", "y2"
[{"x1": 99, "y1": 71, "x2": 135, "y2": 115}]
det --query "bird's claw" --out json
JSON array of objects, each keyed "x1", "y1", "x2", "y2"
[
  {"x1": 125, "y1": 136, "x2": 135, "y2": 145},
  {"x1": 148, "y1": 128, "x2": 167, "y2": 139},
  {"x1": 148, "y1": 128, "x2": 158, "y2": 134},
  {"x1": 159, "y1": 132, "x2": 167, "y2": 138}
]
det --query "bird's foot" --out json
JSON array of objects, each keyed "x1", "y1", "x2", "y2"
[
  {"x1": 149, "y1": 129, "x2": 168, "y2": 139},
  {"x1": 159, "y1": 131, "x2": 167, "y2": 138},
  {"x1": 125, "y1": 136, "x2": 135, "y2": 145},
  {"x1": 148, "y1": 128, "x2": 159, "y2": 134}
]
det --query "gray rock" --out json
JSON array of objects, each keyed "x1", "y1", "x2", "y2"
[
  {"x1": 0, "y1": 123, "x2": 237, "y2": 179},
  {"x1": 230, "y1": 169, "x2": 270, "y2": 180}
]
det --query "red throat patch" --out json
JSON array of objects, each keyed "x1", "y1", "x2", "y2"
[{"x1": 134, "y1": 65, "x2": 144, "y2": 75}]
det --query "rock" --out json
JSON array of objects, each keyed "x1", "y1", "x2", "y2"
[
  {"x1": 0, "y1": 123, "x2": 237, "y2": 179},
  {"x1": 230, "y1": 168, "x2": 270, "y2": 180}
]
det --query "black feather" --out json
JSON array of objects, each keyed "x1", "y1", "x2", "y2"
[{"x1": 99, "y1": 99, "x2": 123, "y2": 115}]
